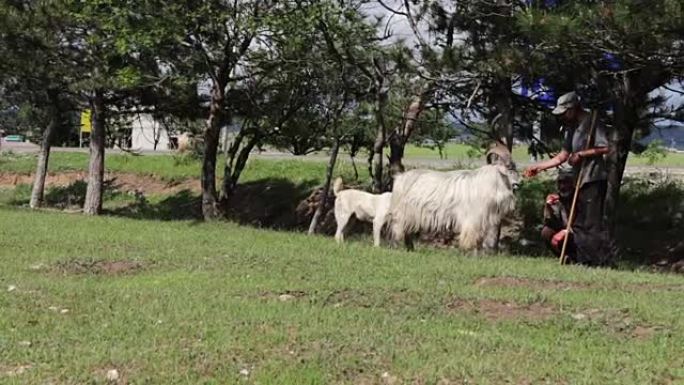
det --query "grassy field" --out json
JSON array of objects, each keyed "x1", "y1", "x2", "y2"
[
  {"x1": 402, "y1": 143, "x2": 684, "y2": 167},
  {"x1": 0, "y1": 152, "x2": 366, "y2": 184},
  {"x1": 1, "y1": 150, "x2": 683, "y2": 264},
  {"x1": 402, "y1": 143, "x2": 530, "y2": 163},
  {"x1": 1, "y1": 144, "x2": 683, "y2": 186},
  {"x1": 1, "y1": 207, "x2": 683, "y2": 384},
  {"x1": 1, "y1": 149, "x2": 683, "y2": 383}
]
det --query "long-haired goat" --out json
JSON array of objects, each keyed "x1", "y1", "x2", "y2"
[{"x1": 388, "y1": 144, "x2": 520, "y2": 252}]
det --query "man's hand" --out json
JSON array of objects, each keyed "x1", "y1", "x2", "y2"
[
  {"x1": 551, "y1": 229, "x2": 568, "y2": 249},
  {"x1": 523, "y1": 166, "x2": 541, "y2": 178},
  {"x1": 568, "y1": 152, "x2": 582, "y2": 166}
]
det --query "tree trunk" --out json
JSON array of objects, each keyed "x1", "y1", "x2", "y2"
[
  {"x1": 605, "y1": 124, "x2": 631, "y2": 233},
  {"x1": 350, "y1": 153, "x2": 358, "y2": 181},
  {"x1": 220, "y1": 128, "x2": 244, "y2": 202},
  {"x1": 226, "y1": 133, "x2": 260, "y2": 200},
  {"x1": 309, "y1": 138, "x2": 340, "y2": 234},
  {"x1": 372, "y1": 127, "x2": 384, "y2": 193},
  {"x1": 605, "y1": 75, "x2": 640, "y2": 234},
  {"x1": 153, "y1": 125, "x2": 159, "y2": 151},
  {"x1": 494, "y1": 78, "x2": 514, "y2": 151},
  {"x1": 83, "y1": 90, "x2": 106, "y2": 215},
  {"x1": 388, "y1": 86, "x2": 431, "y2": 177},
  {"x1": 601, "y1": 68, "x2": 666, "y2": 261},
  {"x1": 30, "y1": 90, "x2": 60, "y2": 209},
  {"x1": 367, "y1": 146, "x2": 374, "y2": 182},
  {"x1": 388, "y1": 133, "x2": 405, "y2": 177},
  {"x1": 372, "y1": 86, "x2": 388, "y2": 193},
  {"x1": 202, "y1": 82, "x2": 225, "y2": 220}
]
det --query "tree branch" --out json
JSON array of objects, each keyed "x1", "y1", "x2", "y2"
[{"x1": 376, "y1": 0, "x2": 409, "y2": 17}]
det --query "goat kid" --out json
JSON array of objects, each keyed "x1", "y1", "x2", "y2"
[{"x1": 333, "y1": 177, "x2": 392, "y2": 247}]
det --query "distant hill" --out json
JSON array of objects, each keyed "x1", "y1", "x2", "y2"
[{"x1": 640, "y1": 125, "x2": 684, "y2": 151}]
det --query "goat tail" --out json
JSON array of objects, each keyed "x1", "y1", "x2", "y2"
[{"x1": 332, "y1": 177, "x2": 344, "y2": 196}]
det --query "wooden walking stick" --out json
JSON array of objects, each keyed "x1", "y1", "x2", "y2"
[{"x1": 559, "y1": 109, "x2": 599, "y2": 265}]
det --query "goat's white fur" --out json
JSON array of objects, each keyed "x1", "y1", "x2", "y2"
[
  {"x1": 388, "y1": 164, "x2": 519, "y2": 252},
  {"x1": 333, "y1": 177, "x2": 392, "y2": 247}
]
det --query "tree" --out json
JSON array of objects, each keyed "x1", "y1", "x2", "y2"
[
  {"x1": 34, "y1": 0, "x2": 177, "y2": 215},
  {"x1": 303, "y1": 3, "x2": 374, "y2": 233},
  {"x1": 152, "y1": 0, "x2": 273, "y2": 220},
  {"x1": 317, "y1": 10, "x2": 402, "y2": 192},
  {"x1": 0, "y1": 1, "x2": 75, "y2": 209},
  {"x1": 421, "y1": 0, "x2": 541, "y2": 150}
]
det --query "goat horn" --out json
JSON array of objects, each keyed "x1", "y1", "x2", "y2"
[{"x1": 485, "y1": 142, "x2": 513, "y2": 167}]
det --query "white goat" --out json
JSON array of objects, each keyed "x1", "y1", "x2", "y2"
[
  {"x1": 388, "y1": 144, "x2": 520, "y2": 252},
  {"x1": 333, "y1": 177, "x2": 392, "y2": 247}
]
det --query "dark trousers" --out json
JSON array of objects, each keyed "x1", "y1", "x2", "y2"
[
  {"x1": 574, "y1": 180, "x2": 607, "y2": 234},
  {"x1": 569, "y1": 180, "x2": 612, "y2": 266}
]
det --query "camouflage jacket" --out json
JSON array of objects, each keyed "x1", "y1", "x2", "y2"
[{"x1": 543, "y1": 194, "x2": 569, "y2": 231}]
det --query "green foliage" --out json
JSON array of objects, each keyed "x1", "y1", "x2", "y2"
[
  {"x1": 514, "y1": 177, "x2": 556, "y2": 256},
  {"x1": 636, "y1": 140, "x2": 667, "y2": 166},
  {"x1": 0, "y1": 0, "x2": 181, "y2": 148},
  {"x1": 616, "y1": 177, "x2": 684, "y2": 263},
  {"x1": 619, "y1": 178, "x2": 684, "y2": 230},
  {"x1": 410, "y1": 110, "x2": 458, "y2": 160}
]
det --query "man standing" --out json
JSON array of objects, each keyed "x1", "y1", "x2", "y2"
[{"x1": 524, "y1": 91, "x2": 612, "y2": 266}]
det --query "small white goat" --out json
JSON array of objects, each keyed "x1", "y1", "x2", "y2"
[
  {"x1": 388, "y1": 143, "x2": 520, "y2": 253},
  {"x1": 332, "y1": 177, "x2": 392, "y2": 246}
]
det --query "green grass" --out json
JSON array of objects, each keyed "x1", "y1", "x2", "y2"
[
  {"x1": 403, "y1": 143, "x2": 530, "y2": 163},
  {"x1": 0, "y1": 152, "x2": 367, "y2": 185},
  {"x1": 325, "y1": 143, "x2": 532, "y2": 165},
  {"x1": 1, "y1": 146, "x2": 683, "y2": 189},
  {"x1": 628, "y1": 151, "x2": 684, "y2": 167},
  {"x1": 0, "y1": 207, "x2": 682, "y2": 384},
  {"x1": 402, "y1": 143, "x2": 684, "y2": 167}
]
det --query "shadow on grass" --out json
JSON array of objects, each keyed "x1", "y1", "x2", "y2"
[
  {"x1": 5, "y1": 177, "x2": 323, "y2": 227},
  {"x1": 106, "y1": 189, "x2": 203, "y2": 221},
  {"x1": 5, "y1": 173, "x2": 682, "y2": 270},
  {"x1": 616, "y1": 178, "x2": 684, "y2": 268},
  {"x1": 108, "y1": 177, "x2": 321, "y2": 228},
  {"x1": 226, "y1": 177, "x2": 319, "y2": 230},
  {"x1": 9, "y1": 179, "x2": 122, "y2": 209}
]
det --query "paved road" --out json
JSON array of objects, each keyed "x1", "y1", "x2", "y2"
[{"x1": 3, "y1": 140, "x2": 684, "y2": 178}]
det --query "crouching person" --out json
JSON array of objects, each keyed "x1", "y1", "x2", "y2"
[
  {"x1": 539, "y1": 168, "x2": 614, "y2": 266},
  {"x1": 541, "y1": 170, "x2": 574, "y2": 258}
]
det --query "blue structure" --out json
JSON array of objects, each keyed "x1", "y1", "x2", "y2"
[
  {"x1": 601, "y1": 52, "x2": 622, "y2": 71},
  {"x1": 520, "y1": 78, "x2": 556, "y2": 108},
  {"x1": 524, "y1": 0, "x2": 558, "y2": 7}
]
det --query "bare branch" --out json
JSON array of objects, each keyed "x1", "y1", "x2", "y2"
[
  {"x1": 402, "y1": 0, "x2": 428, "y2": 49},
  {"x1": 466, "y1": 80, "x2": 482, "y2": 110},
  {"x1": 448, "y1": 110, "x2": 495, "y2": 140},
  {"x1": 376, "y1": 0, "x2": 409, "y2": 17},
  {"x1": 662, "y1": 85, "x2": 684, "y2": 95}
]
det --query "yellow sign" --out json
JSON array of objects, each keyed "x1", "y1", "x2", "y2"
[{"x1": 80, "y1": 109, "x2": 92, "y2": 133}]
